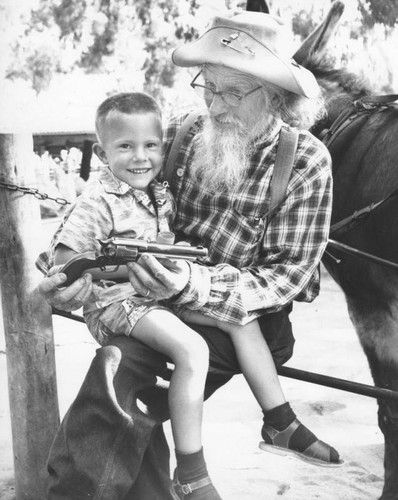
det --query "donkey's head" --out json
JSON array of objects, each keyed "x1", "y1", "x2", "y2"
[
  {"x1": 245, "y1": 1, "x2": 372, "y2": 132},
  {"x1": 294, "y1": 2, "x2": 371, "y2": 132}
]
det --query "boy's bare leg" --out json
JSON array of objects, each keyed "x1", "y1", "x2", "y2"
[
  {"x1": 220, "y1": 320, "x2": 286, "y2": 411},
  {"x1": 132, "y1": 309, "x2": 209, "y2": 454},
  {"x1": 131, "y1": 309, "x2": 222, "y2": 498},
  {"x1": 184, "y1": 312, "x2": 285, "y2": 410},
  {"x1": 187, "y1": 312, "x2": 341, "y2": 466}
]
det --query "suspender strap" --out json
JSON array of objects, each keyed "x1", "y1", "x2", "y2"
[
  {"x1": 162, "y1": 110, "x2": 201, "y2": 185},
  {"x1": 268, "y1": 126, "x2": 299, "y2": 220}
]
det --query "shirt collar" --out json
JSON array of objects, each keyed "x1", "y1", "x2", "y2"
[
  {"x1": 99, "y1": 167, "x2": 132, "y2": 195},
  {"x1": 98, "y1": 167, "x2": 167, "y2": 204}
]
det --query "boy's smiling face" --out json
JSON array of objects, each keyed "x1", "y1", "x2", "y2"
[{"x1": 94, "y1": 111, "x2": 163, "y2": 193}]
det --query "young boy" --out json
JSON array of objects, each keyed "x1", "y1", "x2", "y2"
[
  {"x1": 36, "y1": 92, "x2": 340, "y2": 500},
  {"x1": 37, "y1": 92, "x2": 223, "y2": 500}
]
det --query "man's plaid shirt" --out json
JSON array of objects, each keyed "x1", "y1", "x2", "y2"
[{"x1": 164, "y1": 111, "x2": 333, "y2": 325}]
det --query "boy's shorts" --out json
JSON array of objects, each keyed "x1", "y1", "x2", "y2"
[{"x1": 84, "y1": 298, "x2": 169, "y2": 346}]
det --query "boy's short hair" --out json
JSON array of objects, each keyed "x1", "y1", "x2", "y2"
[{"x1": 95, "y1": 92, "x2": 162, "y2": 139}]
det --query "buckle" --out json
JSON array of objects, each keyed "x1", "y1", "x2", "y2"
[
  {"x1": 171, "y1": 472, "x2": 212, "y2": 499},
  {"x1": 173, "y1": 481, "x2": 192, "y2": 497},
  {"x1": 181, "y1": 483, "x2": 193, "y2": 495}
]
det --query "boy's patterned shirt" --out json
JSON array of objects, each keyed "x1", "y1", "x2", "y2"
[
  {"x1": 162, "y1": 111, "x2": 333, "y2": 325},
  {"x1": 36, "y1": 168, "x2": 175, "y2": 310}
]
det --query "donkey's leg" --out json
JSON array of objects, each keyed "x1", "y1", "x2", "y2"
[
  {"x1": 377, "y1": 380, "x2": 398, "y2": 500},
  {"x1": 347, "y1": 299, "x2": 398, "y2": 500},
  {"x1": 361, "y1": 347, "x2": 398, "y2": 500},
  {"x1": 362, "y1": 349, "x2": 398, "y2": 500}
]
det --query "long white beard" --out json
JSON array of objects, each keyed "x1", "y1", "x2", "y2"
[{"x1": 191, "y1": 116, "x2": 268, "y2": 193}]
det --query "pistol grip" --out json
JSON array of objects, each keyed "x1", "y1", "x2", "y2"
[{"x1": 59, "y1": 253, "x2": 98, "y2": 287}]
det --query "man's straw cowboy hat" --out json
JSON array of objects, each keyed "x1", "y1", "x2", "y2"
[{"x1": 172, "y1": 11, "x2": 319, "y2": 99}]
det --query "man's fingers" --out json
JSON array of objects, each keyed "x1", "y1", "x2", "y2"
[
  {"x1": 126, "y1": 262, "x2": 148, "y2": 294},
  {"x1": 127, "y1": 255, "x2": 189, "y2": 300},
  {"x1": 127, "y1": 258, "x2": 174, "y2": 297},
  {"x1": 37, "y1": 271, "x2": 93, "y2": 311},
  {"x1": 141, "y1": 255, "x2": 178, "y2": 281},
  {"x1": 157, "y1": 257, "x2": 181, "y2": 273},
  {"x1": 128, "y1": 261, "x2": 156, "y2": 293},
  {"x1": 37, "y1": 271, "x2": 67, "y2": 297},
  {"x1": 78, "y1": 274, "x2": 94, "y2": 303},
  {"x1": 62, "y1": 274, "x2": 93, "y2": 306},
  {"x1": 46, "y1": 265, "x2": 65, "y2": 277},
  {"x1": 134, "y1": 255, "x2": 174, "y2": 287}
]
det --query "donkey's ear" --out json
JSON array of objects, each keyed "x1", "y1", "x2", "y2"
[
  {"x1": 245, "y1": 0, "x2": 270, "y2": 14},
  {"x1": 294, "y1": 1, "x2": 345, "y2": 67}
]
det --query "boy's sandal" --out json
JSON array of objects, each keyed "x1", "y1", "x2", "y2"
[
  {"x1": 170, "y1": 471, "x2": 212, "y2": 500},
  {"x1": 259, "y1": 418, "x2": 344, "y2": 468}
]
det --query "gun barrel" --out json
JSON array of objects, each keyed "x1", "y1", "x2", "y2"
[{"x1": 99, "y1": 238, "x2": 208, "y2": 260}]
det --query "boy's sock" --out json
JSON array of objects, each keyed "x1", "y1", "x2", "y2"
[
  {"x1": 175, "y1": 448, "x2": 208, "y2": 484},
  {"x1": 174, "y1": 448, "x2": 222, "y2": 500},
  {"x1": 262, "y1": 401, "x2": 317, "y2": 452},
  {"x1": 262, "y1": 401, "x2": 296, "y2": 431},
  {"x1": 261, "y1": 402, "x2": 340, "y2": 464}
]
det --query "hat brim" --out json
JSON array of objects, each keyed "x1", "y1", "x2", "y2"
[{"x1": 172, "y1": 26, "x2": 319, "y2": 99}]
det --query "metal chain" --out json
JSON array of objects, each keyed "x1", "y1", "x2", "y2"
[{"x1": 0, "y1": 181, "x2": 71, "y2": 206}]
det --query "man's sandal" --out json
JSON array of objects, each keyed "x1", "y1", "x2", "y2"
[
  {"x1": 259, "y1": 418, "x2": 344, "y2": 467},
  {"x1": 170, "y1": 471, "x2": 215, "y2": 500}
]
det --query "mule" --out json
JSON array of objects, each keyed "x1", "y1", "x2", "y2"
[
  {"x1": 299, "y1": 13, "x2": 398, "y2": 500},
  {"x1": 246, "y1": 1, "x2": 398, "y2": 498}
]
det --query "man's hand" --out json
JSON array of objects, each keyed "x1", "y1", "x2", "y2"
[
  {"x1": 127, "y1": 254, "x2": 190, "y2": 300},
  {"x1": 37, "y1": 266, "x2": 93, "y2": 311}
]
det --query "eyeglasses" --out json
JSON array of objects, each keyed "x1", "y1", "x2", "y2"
[{"x1": 190, "y1": 71, "x2": 263, "y2": 108}]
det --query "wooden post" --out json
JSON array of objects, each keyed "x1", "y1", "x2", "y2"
[
  {"x1": 80, "y1": 139, "x2": 93, "y2": 181},
  {"x1": 0, "y1": 134, "x2": 60, "y2": 499}
]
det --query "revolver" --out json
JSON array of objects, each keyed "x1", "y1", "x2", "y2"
[{"x1": 58, "y1": 237, "x2": 208, "y2": 287}]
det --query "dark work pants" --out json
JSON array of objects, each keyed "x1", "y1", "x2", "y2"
[{"x1": 46, "y1": 307, "x2": 294, "y2": 500}]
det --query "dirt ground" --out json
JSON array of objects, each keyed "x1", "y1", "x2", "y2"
[{"x1": 0, "y1": 219, "x2": 384, "y2": 499}]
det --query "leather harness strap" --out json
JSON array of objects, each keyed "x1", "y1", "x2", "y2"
[
  {"x1": 359, "y1": 94, "x2": 398, "y2": 106},
  {"x1": 324, "y1": 94, "x2": 398, "y2": 269},
  {"x1": 321, "y1": 94, "x2": 398, "y2": 176},
  {"x1": 322, "y1": 94, "x2": 398, "y2": 236}
]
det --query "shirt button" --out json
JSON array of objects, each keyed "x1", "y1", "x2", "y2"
[{"x1": 176, "y1": 168, "x2": 184, "y2": 177}]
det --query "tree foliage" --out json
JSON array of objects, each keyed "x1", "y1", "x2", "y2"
[
  {"x1": 291, "y1": 8, "x2": 318, "y2": 40},
  {"x1": 358, "y1": 0, "x2": 398, "y2": 29},
  {"x1": 7, "y1": 0, "x2": 202, "y2": 97},
  {"x1": 5, "y1": 0, "x2": 398, "y2": 97}
]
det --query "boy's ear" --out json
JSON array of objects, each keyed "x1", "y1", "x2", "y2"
[{"x1": 92, "y1": 142, "x2": 108, "y2": 164}]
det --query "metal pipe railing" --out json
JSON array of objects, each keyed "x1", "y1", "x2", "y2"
[
  {"x1": 52, "y1": 308, "x2": 86, "y2": 323},
  {"x1": 278, "y1": 365, "x2": 398, "y2": 402}
]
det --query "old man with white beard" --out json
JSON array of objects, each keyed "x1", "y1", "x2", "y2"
[{"x1": 38, "y1": 11, "x2": 334, "y2": 500}]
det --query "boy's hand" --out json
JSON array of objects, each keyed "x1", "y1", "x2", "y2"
[
  {"x1": 37, "y1": 267, "x2": 93, "y2": 311},
  {"x1": 127, "y1": 254, "x2": 190, "y2": 300}
]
